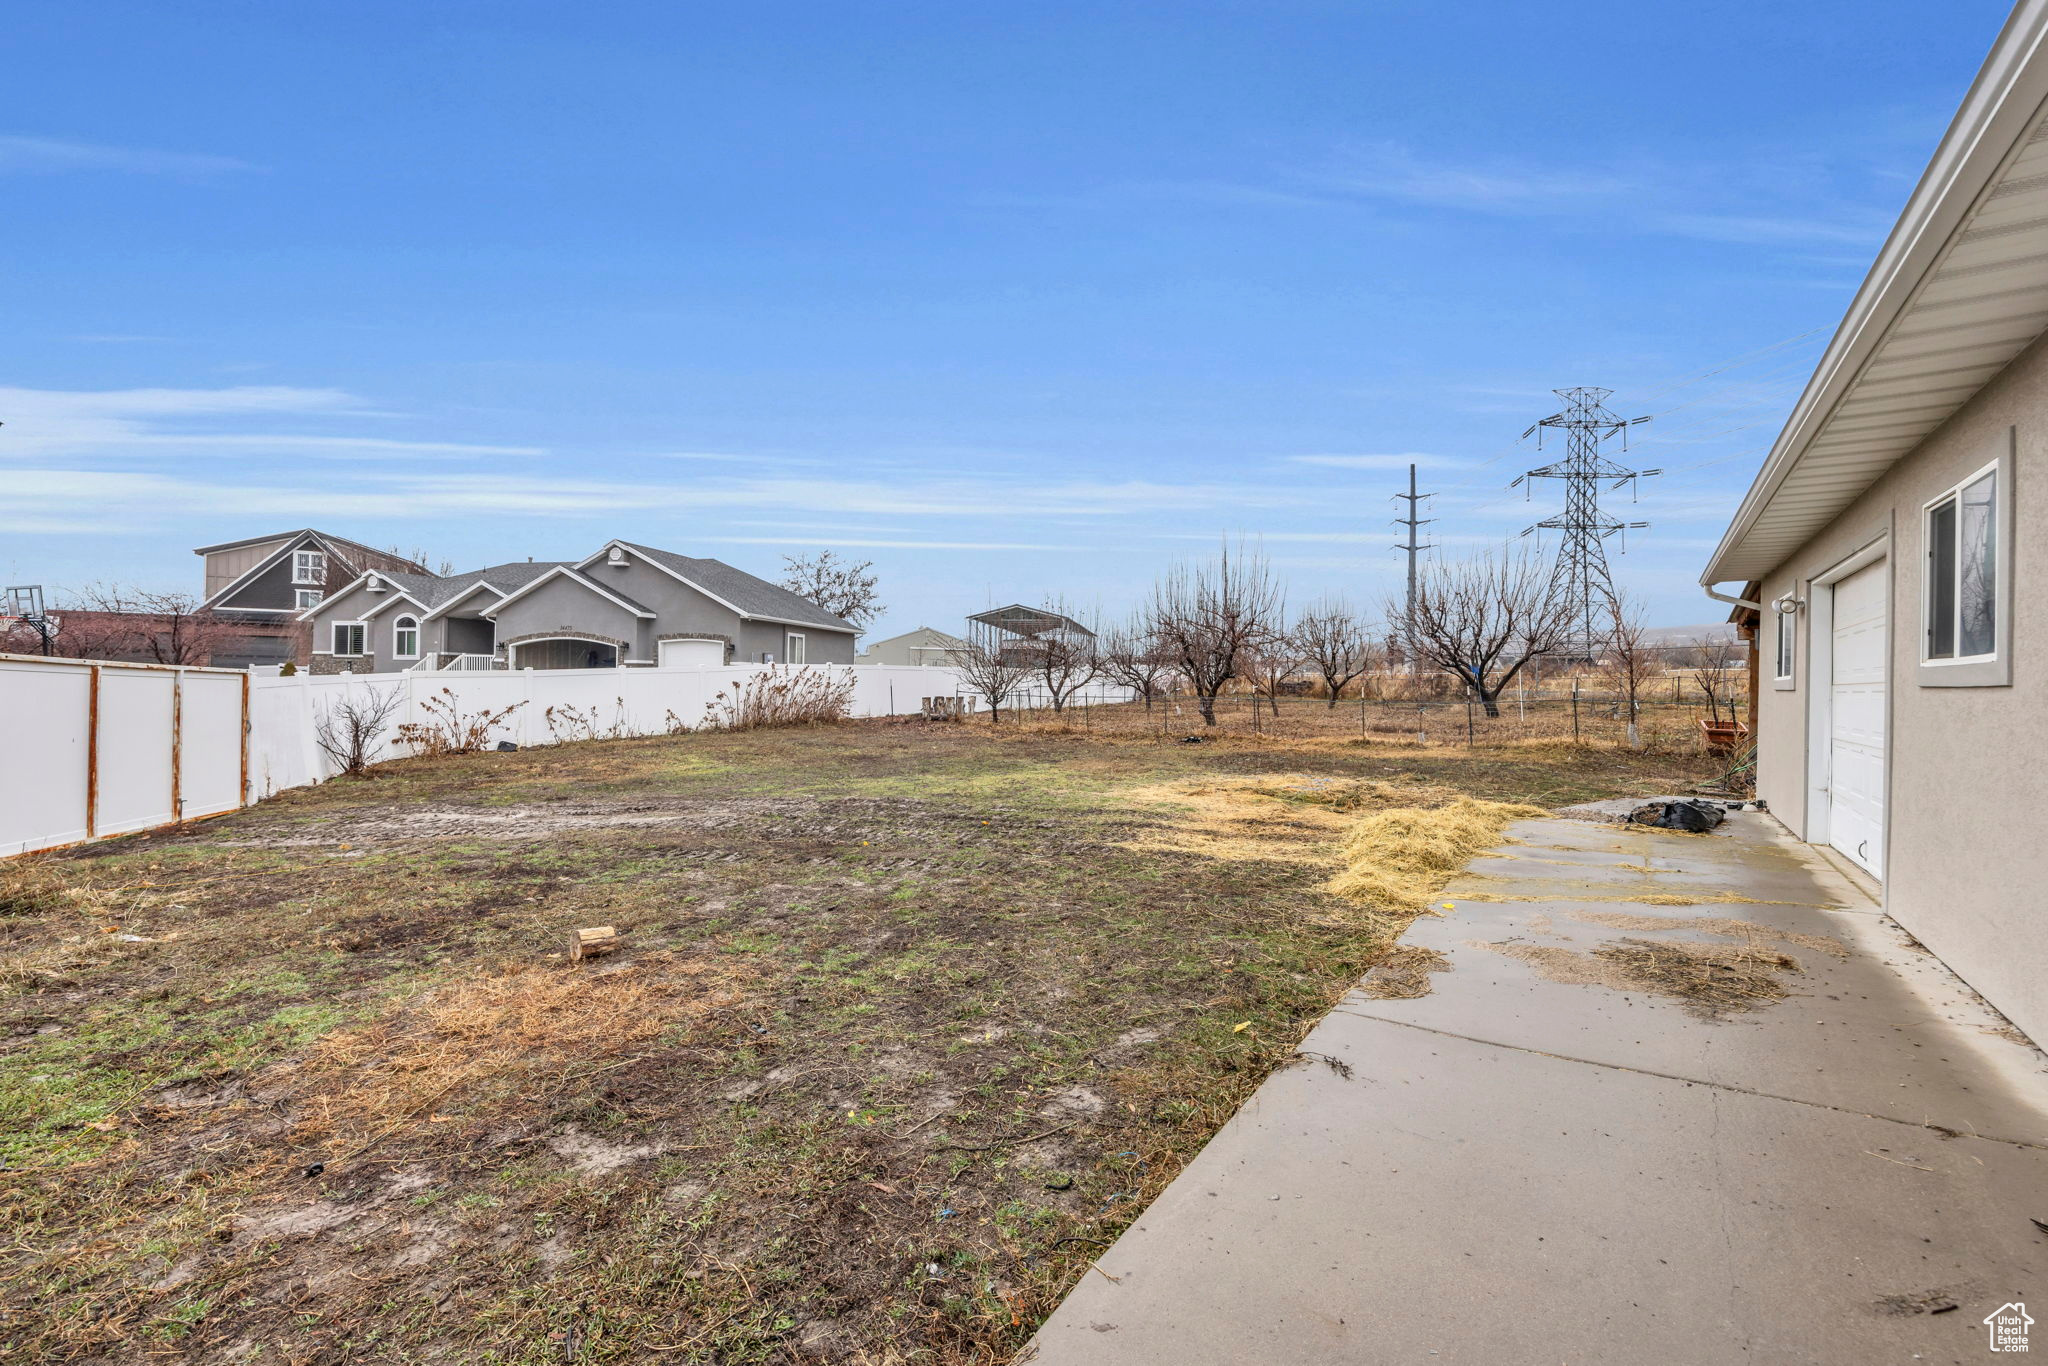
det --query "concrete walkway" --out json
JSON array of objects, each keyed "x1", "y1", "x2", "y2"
[{"x1": 1027, "y1": 810, "x2": 2048, "y2": 1364}]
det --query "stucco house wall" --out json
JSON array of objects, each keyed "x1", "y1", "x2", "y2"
[
  {"x1": 576, "y1": 556, "x2": 856, "y2": 664},
  {"x1": 487, "y1": 575, "x2": 649, "y2": 662},
  {"x1": 305, "y1": 580, "x2": 437, "y2": 675},
  {"x1": 1751, "y1": 330, "x2": 2045, "y2": 1043}
]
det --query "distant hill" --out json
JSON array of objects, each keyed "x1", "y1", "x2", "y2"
[{"x1": 1640, "y1": 622, "x2": 1741, "y2": 648}]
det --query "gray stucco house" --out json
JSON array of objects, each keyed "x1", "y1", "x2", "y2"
[
  {"x1": 195, "y1": 529, "x2": 427, "y2": 668},
  {"x1": 1702, "y1": 0, "x2": 2048, "y2": 1046},
  {"x1": 299, "y1": 539, "x2": 859, "y2": 673}
]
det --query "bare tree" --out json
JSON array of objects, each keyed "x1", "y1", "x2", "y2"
[
  {"x1": 314, "y1": 686, "x2": 404, "y2": 777},
  {"x1": 1294, "y1": 600, "x2": 1377, "y2": 708},
  {"x1": 779, "y1": 551, "x2": 885, "y2": 629},
  {"x1": 1394, "y1": 551, "x2": 1573, "y2": 718},
  {"x1": 381, "y1": 546, "x2": 454, "y2": 576},
  {"x1": 1145, "y1": 541, "x2": 1283, "y2": 726},
  {"x1": 1098, "y1": 619, "x2": 1176, "y2": 709},
  {"x1": 1238, "y1": 636, "x2": 1303, "y2": 718},
  {"x1": 952, "y1": 618, "x2": 1029, "y2": 723},
  {"x1": 1690, "y1": 633, "x2": 1741, "y2": 727},
  {"x1": 56, "y1": 585, "x2": 239, "y2": 665},
  {"x1": 1031, "y1": 602, "x2": 1101, "y2": 713},
  {"x1": 1598, "y1": 592, "x2": 1656, "y2": 749}
]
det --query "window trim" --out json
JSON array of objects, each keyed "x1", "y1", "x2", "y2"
[
  {"x1": 331, "y1": 621, "x2": 367, "y2": 658},
  {"x1": 292, "y1": 549, "x2": 328, "y2": 586},
  {"x1": 295, "y1": 589, "x2": 323, "y2": 611},
  {"x1": 785, "y1": 632, "x2": 806, "y2": 665},
  {"x1": 1917, "y1": 430, "x2": 2014, "y2": 689},
  {"x1": 1772, "y1": 608, "x2": 1796, "y2": 687},
  {"x1": 392, "y1": 614, "x2": 421, "y2": 660}
]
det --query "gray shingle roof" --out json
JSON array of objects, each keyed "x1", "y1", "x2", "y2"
[
  {"x1": 374, "y1": 562, "x2": 568, "y2": 609},
  {"x1": 620, "y1": 543, "x2": 857, "y2": 631}
]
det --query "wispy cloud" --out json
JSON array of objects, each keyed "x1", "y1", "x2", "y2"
[
  {"x1": 1281, "y1": 452, "x2": 1466, "y2": 470},
  {"x1": 0, "y1": 385, "x2": 541, "y2": 461},
  {"x1": 1309, "y1": 142, "x2": 1627, "y2": 213},
  {"x1": 704, "y1": 537, "x2": 1085, "y2": 551},
  {"x1": 0, "y1": 134, "x2": 255, "y2": 177}
]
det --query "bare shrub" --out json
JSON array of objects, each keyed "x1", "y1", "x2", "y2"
[
  {"x1": 544, "y1": 698, "x2": 631, "y2": 743},
  {"x1": 394, "y1": 688, "x2": 524, "y2": 759},
  {"x1": 314, "y1": 686, "x2": 405, "y2": 777},
  {"x1": 701, "y1": 665, "x2": 856, "y2": 731}
]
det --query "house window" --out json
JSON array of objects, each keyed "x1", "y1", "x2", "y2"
[
  {"x1": 392, "y1": 615, "x2": 420, "y2": 659},
  {"x1": 332, "y1": 622, "x2": 366, "y2": 657},
  {"x1": 1774, "y1": 613, "x2": 1794, "y2": 681},
  {"x1": 1925, "y1": 463, "x2": 1999, "y2": 662},
  {"x1": 293, "y1": 550, "x2": 327, "y2": 585},
  {"x1": 785, "y1": 632, "x2": 806, "y2": 665},
  {"x1": 296, "y1": 589, "x2": 323, "y2": 610}
]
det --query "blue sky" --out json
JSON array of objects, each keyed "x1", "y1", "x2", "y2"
[{"x1": 0, "y1": 0, "x2": 2016, "y2": 635}]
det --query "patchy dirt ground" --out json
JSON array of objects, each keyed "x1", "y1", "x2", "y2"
[{"x1": 0, "y1": 714, "x2": 1712, "y2": 1364}]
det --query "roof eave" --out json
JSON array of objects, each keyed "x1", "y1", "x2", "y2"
[{"x1": 1703, "y1": 0, "x2": 2048, "y2": 586}]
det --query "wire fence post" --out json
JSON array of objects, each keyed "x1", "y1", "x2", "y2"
[
  {"x1": 1571, "y1": 678, "x2": 1581, "y2": 744},
  {"x1": 1465, "y1": 692, "x2": 1475, "y2": 748}
]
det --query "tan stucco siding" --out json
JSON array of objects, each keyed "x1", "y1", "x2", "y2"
[{"x1": 1750, "y1": 330, "x2": 2046, "y2": 1041}]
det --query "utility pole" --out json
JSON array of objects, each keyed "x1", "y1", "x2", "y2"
[
  {"x1": 1515, "y1": 388, "x2": 1659, "y2": 660},
  {"x1": 1392, "y1": 462, "x2": 1434, "y2": 672}
]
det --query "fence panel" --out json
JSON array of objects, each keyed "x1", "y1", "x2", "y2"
[
  {"x1": 0, "y1": 657, "x2": 92, "y2": 856},
  {"x1": 93, "y1": 667, "x2": 177, "y2": 838},
  {"x1": 179, "y1": 671, "x2": 248, "y2": 820},
  {"x1": 1, "y1": 654, "x2": 254, "y2": 857}
]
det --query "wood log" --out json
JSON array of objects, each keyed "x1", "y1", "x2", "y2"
[{"x1": 570, "y1": 926, "x2": 620, "y2": 961}]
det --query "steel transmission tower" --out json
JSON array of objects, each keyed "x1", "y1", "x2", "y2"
[
  {"x1": 1514, "y1": 388, "x2": 1659, "y2": 656},
  {"x1": 1391, "y1": 463, "x2": 1434, "y2": 670}
]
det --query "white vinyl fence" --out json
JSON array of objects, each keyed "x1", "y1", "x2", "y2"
[
  {"x1": 1, "y1": 654, "x2": 250, "y2": 857},
  {"x1": 3, "y1": 654, "x2": 1127, "y2": 858}
]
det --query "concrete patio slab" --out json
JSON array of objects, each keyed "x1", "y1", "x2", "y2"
[{"x1": 1026, "y1": 811, "x2": 2048, "y2": 1365}]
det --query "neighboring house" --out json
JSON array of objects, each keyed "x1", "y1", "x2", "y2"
[
  {"x1": 299, "y1": 539, "x2": 859, "y2": 673},
  {"x1": 965, "y1": 604, "x2": 1094, "y2": 665},
  {"x1": 196, "y1": 530, "x2": 427, "y2": 668},
  {"x1": 857, "y1": 626, "x2": 968, "y2": 666},
  {"x1": 1700, "y1": 2, "x2": 2048, "y2": 1045}
]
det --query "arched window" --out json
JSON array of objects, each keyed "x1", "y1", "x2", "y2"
[{"x1": 393, "y1": 615, "x2": 421, "y2": 659}]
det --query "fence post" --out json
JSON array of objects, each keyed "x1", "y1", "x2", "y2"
[
  {"x1": 1572, "y1": 678, "x2": 1581, "y2": 744},
  {"x1": 521, "y1": 667, "x2": 537, "y2": 746},
  {"x1": 170, "y1": 668, "x2": 184, "y2": 821},
  {"x1": 1465, "y1": 693, "x2": 1475, "y2": 748},
  {"x1": 85, "y1": 665, "x2": 101, "y2": 839}
]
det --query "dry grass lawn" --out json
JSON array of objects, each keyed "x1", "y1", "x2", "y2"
[{"x1": 0, "y1": 708, "x2": 1712, "y2": 1364}]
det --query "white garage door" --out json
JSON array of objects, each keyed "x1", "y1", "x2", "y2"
[
  {"x1": 658, "y1": 638, "x2": 726, "y2": 668},
  {"x1": 1828, "y1": 560, "x2": 1887, "y2": 879}
]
